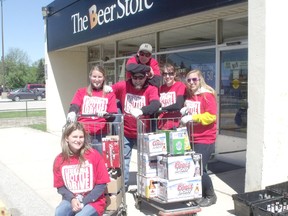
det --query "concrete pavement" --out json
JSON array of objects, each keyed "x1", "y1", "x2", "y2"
[{"x1": 0, "y1": 127, "x2": 245, "y2": 216}]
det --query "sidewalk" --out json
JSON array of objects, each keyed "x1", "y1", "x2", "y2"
[{"x1": 0, "y1": 127, "x2": 244, "y2": 216}]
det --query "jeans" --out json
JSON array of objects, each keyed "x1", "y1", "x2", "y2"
[
  {"x1": 193, "y1": 143, "x2": 215, "y2": 172},
  {"x1": 193, "y1": 143, "x2": 215, "y2": 196},
  {"x1": 90, "y1": 134, "x2": 106, "y2": 155},
  {"x1": 55, "y1": 200, "x2": 99, "y2": 216},
  {"x1": 123, "y1": 136, "x2": 137, "y2": 187}
]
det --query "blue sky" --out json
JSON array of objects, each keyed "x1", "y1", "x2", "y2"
[{"x1": 1, "y1": 0, "x2": 52, "y2": 64}]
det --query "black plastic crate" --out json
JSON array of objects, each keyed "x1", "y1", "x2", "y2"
[
  {"x1": 266, "y1": 182, "x2": 288, "y2": 197},
  {"x1": 232, "y1": 189, "x2": 283, "y2": 216},
  {"x1": 252, "y1": 197, "x2": 288, "y2": 216}
]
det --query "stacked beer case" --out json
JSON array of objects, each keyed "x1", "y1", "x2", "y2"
[
  {"x1": 102, "y1": 135, "x2": 123, "y2": 212},
  {"x1": 136, "y1": 118, "x2": 202, "y2": 215}
]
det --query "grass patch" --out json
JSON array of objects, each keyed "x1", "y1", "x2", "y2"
[
  {"x1": 0, "y1": 110, "x2": 46, "y2": 118},
  {"x1": 28, "y1": 123, "x2": 47, "y2": 132}
]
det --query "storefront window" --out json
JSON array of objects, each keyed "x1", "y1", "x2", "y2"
[
  {"x1": 158, "y1": 49, "x2": 216, "y2": 88},
  {"x1": 219, "y1": 48, "x2": 248, "y2": 138},
  {"x1": 88, "y1": 46, "x2": 100, "y2": 62},
  {"x1": 223, "y1": 17, "x2": 248, "y2": 42},
  {"x1": 118, "y1": 34, "x2": 155, "y2": 57},
  {"x1": 159, "y1": 21, "x2": 216, "y2": 51}
]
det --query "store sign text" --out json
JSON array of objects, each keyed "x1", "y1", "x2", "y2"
[{"x1": 71, "y1": 0, "x2": 154, "y2": 34}]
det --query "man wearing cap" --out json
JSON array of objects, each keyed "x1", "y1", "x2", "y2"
[
  {"x1": 126, "y1": 43, "x2": 161, "y2": 87},
  {"x1": 112, "y1": 63, "x2": 161, "y2": 190}
]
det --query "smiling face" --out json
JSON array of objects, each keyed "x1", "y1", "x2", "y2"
[
  {"x1": 186, "y1": 72, "x2": 201, "y2": 93},
  {"x1": 65, "y1": 129, "x2": 85, "y2": 154},
  {"x1": 131, "y1": 73, "x2": 147, "y2": 89},
  {"x1": 162, "y1": 65, "x2": 176, "y2": 87},
  {"x1": 138, "y1": 51, "x2": 152, "y2": 64},
  {"x1": 89, "y1": 69, "x2": 105, "y2": 89}
]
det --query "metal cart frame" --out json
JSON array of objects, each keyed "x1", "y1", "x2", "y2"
[
  {"x1": 135, "y1": 117, "x2": 201, "y2": 216},
  {"x1": 79, "y1": 114, "x2": 127, "y2": 216}
]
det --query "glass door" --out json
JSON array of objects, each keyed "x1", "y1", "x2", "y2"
[{"x1": 219, "y1": 48, "x2": 248, "y2": 138}]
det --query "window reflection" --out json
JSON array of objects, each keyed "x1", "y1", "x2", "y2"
[{"x1": 219, "y1": 49, "x2": 248, "y2": 138}]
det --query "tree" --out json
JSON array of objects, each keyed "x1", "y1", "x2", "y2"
[
  {"x1": 34, "y1": 58, "x2": 45, "y2": 84},
  {"x1": 0, "y1": 48, "x2": 45, "y2": 90}
]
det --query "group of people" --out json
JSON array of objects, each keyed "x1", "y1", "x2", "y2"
[{"x1": 53, "y1": 43, "x2": 217, "y2": 216}]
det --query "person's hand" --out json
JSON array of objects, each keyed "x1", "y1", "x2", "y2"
[
  {"x1": 71, "y1": 198, "x2": 83, "y2": 212},
  {"x1": 97, "y1": 111, "x2": 107, "y2": 117},
  {"x1": 103, "y1": 85, "x2": 113, "y2": 93},
  {"x1": 181, "y1": 115, "x2": 193, "y2": 124},
  {"x1": 147, "y1": 66, "x2": 154, "y2": 79},
  {"x1": 67, "y1": 112, "x2": 77, "y2": 123},
  {"x1": 180, "y1": 107, "x2": 188, "y2": 116},
  {"x1": 130, "y1": 108, "x2": 143, "y2": 118}
]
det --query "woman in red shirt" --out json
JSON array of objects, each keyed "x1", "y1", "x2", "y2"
[
  {"x1": 53, "y1": 122, "x2": 110, "y2": 216},
  {"x1": 181, "y1": 69, "x2": 217, "y2": 207}
]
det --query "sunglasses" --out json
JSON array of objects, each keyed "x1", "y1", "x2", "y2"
[
  {"x1": 163, "y1": 72, "x2": 175, "y2": 77},
  {"x1": 187, "y1": 78, "x2": 200, "y2": 83},
  {"x1": 132, "y1": 75, "x2": 145, "y2": 80},
  {"x1": 139, "y1": 52, "x2": 151, "y2": 58}
]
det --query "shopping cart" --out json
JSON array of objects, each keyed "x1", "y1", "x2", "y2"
[
  {"x1": 79, "y1": 113, "x2": 127, "y2": 216},
  {"x1": 135, "y1": 116, "x2": 202, "y2": 216}
]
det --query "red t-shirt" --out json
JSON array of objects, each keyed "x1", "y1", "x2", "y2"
[
  {"x1": 112, "y1": 80, "x2": 160, "y2": 138},
  {"x1": 185, "y1": 92, "x2": 217, "y2": 144},
  {"x1": 125, "y1": 55, "x2": 160, "y2": 79},
  {"x1": 70, "y1": 88, "x2": 117, "y2": 134},
  {"x1": 158, "y1": 81, "x2": 186, "y2": 130},
  {"x1": 53, "y1": 149, "x2": 110, "y2": 216}
]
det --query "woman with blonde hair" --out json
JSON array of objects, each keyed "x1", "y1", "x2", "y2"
[
  {"x1": 181, "y1": 69, "x2": 217, "y2": 207},
  {"x1": 53, "y1": 122, "x2": 110, "y2": 216}
]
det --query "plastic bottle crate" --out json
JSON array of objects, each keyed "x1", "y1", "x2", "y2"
[
  {"x1": 252, "y1": 197, "x2": 288, "y2": 216},
  {"x1": 232, "y1": 189, "x2": 283, "y2": 216},
  {"x1": 266, "y1": 182, "x2": 288, "y2": 197}
]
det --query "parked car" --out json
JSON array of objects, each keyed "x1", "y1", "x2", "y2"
[
  {"x1": 7, "y1": 88, "x2": 45, "y2": 101},
  {"x1": 25, "y1": 83, "x2": 45, "y2": 91}
]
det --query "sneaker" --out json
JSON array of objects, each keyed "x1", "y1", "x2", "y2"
[{"x1": 198, "y1": 194, "x2": 217, "y2": 207}]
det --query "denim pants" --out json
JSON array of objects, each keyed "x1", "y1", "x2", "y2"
[
  {"x1": 123, "y1": 136, "x2": 137, "y2": 187},
  {"x1": 90, "y1": 134, "x2": 106, "y2": 155},
  {"x1": 193, "y1": 143, "x2": 215, "y2": 173},
  {"x1": 193, "y1": 143, "x2": 215, "y2": 195},
  {"x1": 55, "y1": 200, "x2": 99, "y2": 216}
]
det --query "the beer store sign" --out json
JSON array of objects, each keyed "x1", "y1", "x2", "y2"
[
  {"x1": 46, "y1": 0, "x2": 246, "y2": 51},
  {"x1": 71, "y1": 0, "x2": 154, "y2": 34}
]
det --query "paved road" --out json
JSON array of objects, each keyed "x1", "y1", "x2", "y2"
[{"x1": 0, "y1": 99, "x2": 46, "y2": 111}]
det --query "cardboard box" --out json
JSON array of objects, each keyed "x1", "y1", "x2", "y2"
[
  {"x1": 176, "y1": 127, "x2": 191, "y2": 150},
  {"x1": 168, "y1": 131, "x2": 185, "y2": 155},
  {"x1": 158, "y1": 177, "x2": 202, "y2": 202},
  {"x1": 137, "y1": 174, "x2": 159, "y2": 199},
  {"x1": 143, "y1": 133, "x2": 167, "y2": 156},
  {"x1": 102, "y1": 136, "x2": 120, "y2": 168},
  {"x1": 105, "y1": 191, "x2": 122, "y2": 211},
  {"x1": 138, "y1": 153, "x2": 157, "y2": 177},
  {"x1": 157, "y1": 154, "x2": 196, "y2": 180},
  {"x1": 106, "y1": 175, "x2": 122, "y2": 194}
]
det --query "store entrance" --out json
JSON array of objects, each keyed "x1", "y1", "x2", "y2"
[{"x1": 219, "y1": 48, "x2": 248, "y2": 138}]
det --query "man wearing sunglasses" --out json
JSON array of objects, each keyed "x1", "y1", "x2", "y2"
[
  {"x1": 112, "y1": 63, "x2": 161, "y2": 190},
  {"x1": 126, "y1": 43, "x2": 161, "y2": 87}
]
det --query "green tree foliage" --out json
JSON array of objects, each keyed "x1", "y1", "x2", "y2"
[{"x1": 0, "y1": 48, "x2": 45, "y2": 90}]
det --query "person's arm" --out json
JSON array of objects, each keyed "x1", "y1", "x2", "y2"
[
  {"x1": 68, "y1": 104, "x2": 80, "y2": 113},
  {"x1": 57, "y1": 186, "x2": 75, "y2": 201},
  {"x1": 148, "y1": 75, "x2": 161, "y2": 88},
  {"x1": 141, "y1": 100, "x2": 161, "y2": 115},
  {"x1": 161, "y1": 95, "x2": 185, "y2": 112},
  {"x1": 82, "y1": 184, "x2": 107, "y2": 205}
]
